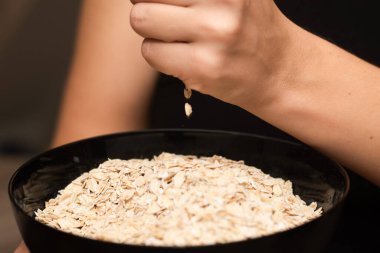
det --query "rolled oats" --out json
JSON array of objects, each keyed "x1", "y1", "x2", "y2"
[{"x1": 35, "y1": 153, "x2": 322, "y2": 247}]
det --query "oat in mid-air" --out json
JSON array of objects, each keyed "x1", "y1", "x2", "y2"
[
  {"x1": 184, "y1": 87, "x2": 192, "y2": 118},
  {"x1": 184, "y1": 102, "x2": 192, "y2": 118},
  {"x1": 184, "y1": 87, "x2": 192, "y2": 99}
]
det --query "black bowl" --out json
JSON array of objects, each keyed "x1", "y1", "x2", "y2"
[{"x1": 9, "y1": 129, "x2": 349, "y2": 253}]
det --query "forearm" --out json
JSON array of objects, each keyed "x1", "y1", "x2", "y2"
[
  {"x1": 52, "y1": 0, "x2": 157, "y2": 147},
  {"x1": 255, "y1": 22, "x2": 380, "y2": 184},
  {"x1": 53, "y1": 70, "x2": 156, "y2": 148}
]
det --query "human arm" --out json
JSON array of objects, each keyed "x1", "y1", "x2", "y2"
[
  {"x1": 256, "y1": 28, "x2": 380, "y2": 185},
  {"x1": 15, "y1": 1, "x2": 156, "y2": 252},
  {"x1": 52, "y1": 0, "x2": 157, "y2": 147},
  {"x1": 130, "y1": 0, "x2": 380, "y2": 185}
]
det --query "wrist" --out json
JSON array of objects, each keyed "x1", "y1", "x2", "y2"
[
  {"x1": 243, "y1": 15, "x2": 314, "y2": 116},
  {"x1": 247, "y1": 18, "x2": 333, "y2": 142}
]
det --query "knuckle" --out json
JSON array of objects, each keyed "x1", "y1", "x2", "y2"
[
  {"x1": 202, "y1": 16, "x2": 242, "y2": 43},
  {"x1": 219, "y1": 19, "x2": 241, "y2": 41},
  {"x1": 130, "y1": 3, "x2": 147, "y2": 29},
  {"x1": 141, "y1": 39, "x2": 153, "y2": 59},
  {"x1": 195, "y1": 49, "x2": 226, "y2": 83}
]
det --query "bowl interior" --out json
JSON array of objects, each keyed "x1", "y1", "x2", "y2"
[{"x1": 9, "y1": 129, "x2": 349, "y2": 252}]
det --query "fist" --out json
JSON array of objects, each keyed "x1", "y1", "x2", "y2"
[{"x1": 130, "y1": 0, "x2": 295, "y2": 112}]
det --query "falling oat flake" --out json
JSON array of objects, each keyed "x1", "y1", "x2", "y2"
[
  {"x1": 184, "y1": 103, "x2": 192, "y2": 118},
  {"x1": 184, "y1": 87, "x2": 192, "y2": 99},
  {"x1": 184, "y1": 87, "x2": 192, "y2": 118}
]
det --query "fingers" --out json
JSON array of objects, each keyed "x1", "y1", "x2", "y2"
[
  {"x1": 130, "y1": 3, "x2": 200, "y2": 42},
  {"x1": 141, "y1": 39, "x2": 194, "y2": 80}
]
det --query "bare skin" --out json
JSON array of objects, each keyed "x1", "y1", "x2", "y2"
[
  {"x1": 129, "y1": 0, "x2": 380, "y2": 183},
  {"x1": 15, "y1": 0, "x2": 380, "y2": 252},
  {"x1": 52, "y1": 0, "x2": 157, "y2": 146}
]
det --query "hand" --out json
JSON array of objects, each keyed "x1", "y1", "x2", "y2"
[
  {"x1": 130, "y1": 0, "x2": 297, "y2": 113},
  {"x1": 130, "y1": 1, "x2": 380, "y2": 186},
  {"x1": 14, "y1": 242, "x2": 29, "y2": 253}
]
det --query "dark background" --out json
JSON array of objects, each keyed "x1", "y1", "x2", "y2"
[{"x1": 0, "y1": 0, "x2": 379, "y2": 252}]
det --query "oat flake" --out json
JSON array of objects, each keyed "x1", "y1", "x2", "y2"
[{"x1": 184, "y1": 103, "x2": 192, "y2": 118}]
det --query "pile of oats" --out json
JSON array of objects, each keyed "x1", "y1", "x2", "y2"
[
  {"x1": 35, "y1": 152, "x2": 321, "y2": 246},
  {"x1": 184, "y1": 87, "x2": 192, "y2": 118}
]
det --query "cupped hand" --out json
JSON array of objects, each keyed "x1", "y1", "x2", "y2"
[{"x1": 130, "y1": 0, "x2": 299, "y2": 113}]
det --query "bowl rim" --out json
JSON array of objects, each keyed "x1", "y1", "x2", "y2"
[{"x1": 8, "y1": 128, "x2": 351, "y2": 249}]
